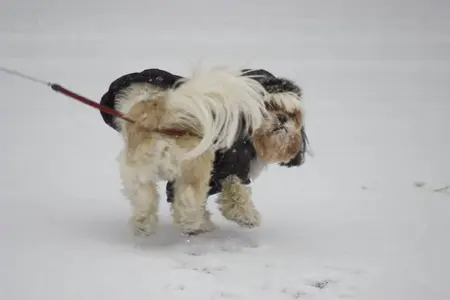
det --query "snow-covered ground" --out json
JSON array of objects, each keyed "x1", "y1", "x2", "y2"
[{"x1": 1, "y1": 0, "x2": 450, "y2": 299}]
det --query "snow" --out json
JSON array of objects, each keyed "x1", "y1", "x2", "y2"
[{"x1": 1, "y1": 0, "x2": 450, "y2": 299}]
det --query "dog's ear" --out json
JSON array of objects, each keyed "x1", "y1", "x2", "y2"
[
  {"x1": 263, "y1": 77, "x2": 302, "y2": 98},
  {"x1": 280, "y1": 151, "x2": 303, "y2": 167},
  {"x1": 279, "y1": 126, "x2": 310, "y2": 168}
]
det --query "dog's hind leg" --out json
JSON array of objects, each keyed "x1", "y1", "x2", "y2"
[
  {"x1": 119, "y1": 152, "x2": 160, "y2": 236},
  {"x1": 171, "y1": 149, "x2": 216, "y2": 235},
  {"x1": 127, "y1": 181, "x2": 159, "y2": 236}
]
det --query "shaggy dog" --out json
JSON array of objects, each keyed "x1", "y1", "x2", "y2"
[
  {"x1": 100, "y1": 67, "x2": 269, "y2": 235},
  {"x1": 166, "y1": 69, "x2": 308, "y2": 229}
]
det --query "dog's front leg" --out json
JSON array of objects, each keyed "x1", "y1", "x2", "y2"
[
  {"x1": 216, "y1": 175, "x2": 261, "y2": 228},
  {"x1": 171, "y1": 150, "x2": 216, "y2": 235}
]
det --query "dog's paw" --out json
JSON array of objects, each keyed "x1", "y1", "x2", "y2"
[
  {"x1": 233, "y1": 207, "x2": 261, "y2": 228},
  {"x1": 179, "y1": 220, "x2": 212, "y2": 236},
  {"x1": 182, "y1": 229, "x2": 206, "y2": 237},
  {"x1": 177, "y1": 217, "x2": 216, "y2": 236},
  {"x1": 172, "y1": 206, "x2": 216, "y2": 235},
  {"x1": 129, "y1": 214, "x2": 158, "y2": 236},
  {"x1": 219, "y1": 202, "x2": 261, "y2": 228}
]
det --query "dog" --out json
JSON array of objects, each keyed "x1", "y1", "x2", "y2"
[
  {"x1": 99, "y1": 67, "x2": 270, "y2": 236},
  {"x1": 165, "y1": 68, "x2": 308, "y2": 229}
]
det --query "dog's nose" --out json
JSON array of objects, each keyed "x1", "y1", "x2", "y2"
[{"x1": 277, "y1": 114, "x2": 287, "y2": 123}]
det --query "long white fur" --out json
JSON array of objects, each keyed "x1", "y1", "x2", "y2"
[
  {"x1": 165, "y1": 67, "x2": 269, "y2": 159},
  {"x1": 115, "y1": 67, "x2": 269, "y2": 160}
]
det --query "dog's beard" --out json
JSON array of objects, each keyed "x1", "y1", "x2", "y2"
[{"x1": 251, "y1": 112, "x2": 303, "y2": 163}]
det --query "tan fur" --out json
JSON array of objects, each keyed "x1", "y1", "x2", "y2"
[
  {"x1": 119, "y1": 99, "x2": 217, "y2": 235},
  {"x1": 122, "y1": 98, "x2": 167, "y2": 161},
  {"x1": 216, "y1": 175, "x2": 261, "y2": 228},
  {"x1": 127, "y1": 181, "x2": 159, "y2": 235},
  {"x1": 251, "y1": 108, "x2": 303, "y2": 163},
  {"x1": 170, "y1": 138, "x2": 215, "y2": 233}
]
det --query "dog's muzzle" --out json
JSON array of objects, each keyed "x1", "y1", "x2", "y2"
[{"x1": 272, "y1": 126, "x2": 287, "y2": 134}]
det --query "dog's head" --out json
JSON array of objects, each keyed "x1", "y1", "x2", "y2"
[
  {"x1": 246, "y1": 72, "x2": 308, "y2": 166},
  {"x1": 251, "y1": 92, "x2": 304, "y2": 164}
]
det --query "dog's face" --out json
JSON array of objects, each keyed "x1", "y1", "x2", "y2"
[{"x1": 251, "y1": 93, "x2": 304, "y2": 164}]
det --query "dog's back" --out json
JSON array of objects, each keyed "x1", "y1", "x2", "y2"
[{"x1": 99, "y1": 68, "x2": 184, "y2": 131}]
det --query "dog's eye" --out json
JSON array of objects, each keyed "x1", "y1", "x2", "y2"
[{"x1": 277, "y1": 114, "x2": 288, "y2": 123}]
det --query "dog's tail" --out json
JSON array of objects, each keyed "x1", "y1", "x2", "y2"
[{"x1": 166, "y1": 67, "x2": 268, "y2": 159}]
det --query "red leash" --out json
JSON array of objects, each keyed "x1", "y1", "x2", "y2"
[
  {"x1": 50, "y1": 83, "x2": 136, "y2": 124},
  {"x1": 0, "y1": 67, "x2": 189, "y2": 136}
]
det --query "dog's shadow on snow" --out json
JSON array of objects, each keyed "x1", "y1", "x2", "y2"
[{"x1": 79, "y1": 214, "x2": 261, "y2": 253}]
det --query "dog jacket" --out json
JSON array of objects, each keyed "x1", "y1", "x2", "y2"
[{"x1": 99, "y1": 68, "x2": 307, "y2": 203}]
